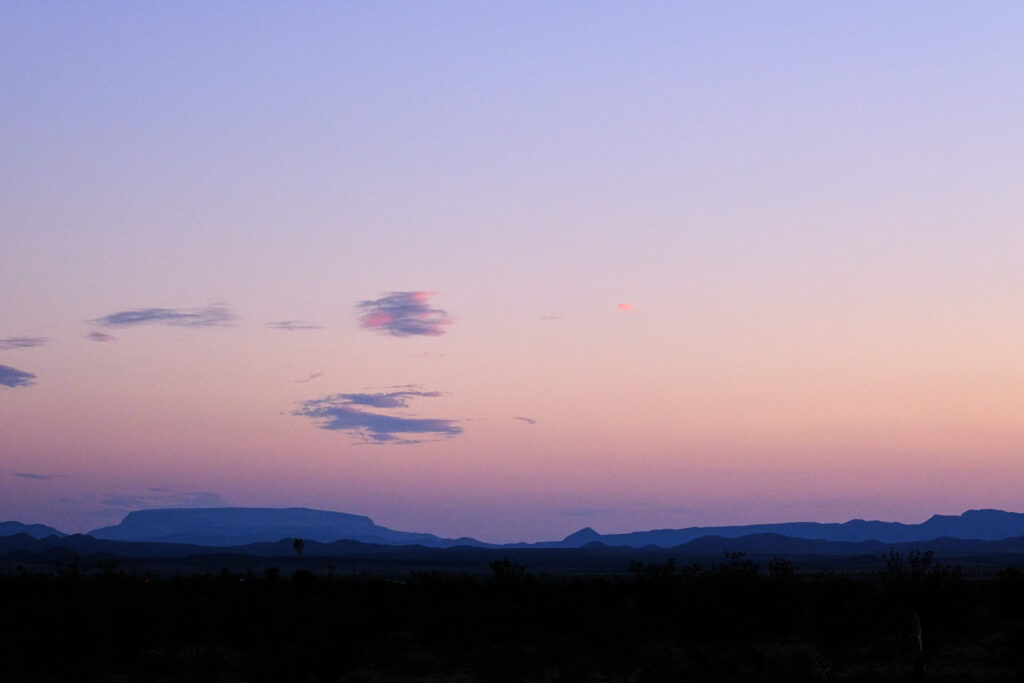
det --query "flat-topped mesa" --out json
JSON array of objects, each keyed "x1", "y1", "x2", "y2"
[{"x1": 87, "y1": 507, "x2": 488, "y2": 548}]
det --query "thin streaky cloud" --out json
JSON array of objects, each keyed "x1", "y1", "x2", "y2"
[
  {"x1": 294, "y1": 389, "x2": 461, "y2": 445},
  {"x1": 513, "y1": 416, "x2": 537, "y2": 425},
  {"x1": 102, "y1": 490, "x2": 228, "y2": 509},
  {"x1": 12, "y1": 472, "x2": 60, "y2": 481},
  {"x1": 333, "y1": 390, "x2": 443, "y2": 409},
  {"x1": 294, "y1": 372, "x2": 324, "y2": 384},
  {"x1": 94, "y1": 305, "x2": 237, "y2": 328},
  {"x1": 0, "y1": 336, "x2": 48, "y2": 350},
  {"x1": 560, "y1": 507, "x2": 618, "y2": 518},
  {"x1": 618, "y1": 302, "x2": 643, "y2": 313},
  {"x1": 268, "y1": 320, "x2": 323, "y2": 331},
  {"x1": 0, "y1": 365, "x2": 35, "y2": 388},
  {"x1": 85, "y1": 331, "x2": 116, "y2": 342},
  {"x1": 357, "y1": 292, "x2": 453, "y2": 337}
]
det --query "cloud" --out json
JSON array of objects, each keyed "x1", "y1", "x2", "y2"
[
  {"x1": 101, "y1": 490, "x2": 228, "y2": 509},
  {"x1": 0, "y1": 365, "x2": 35, "y2": 388},
  {"x1": 560, "y1": 507, "x2": 618, "y2": 518},
  {"x1": 513, "y1": 416, "x2": 537, "y2": 425},
  {"x1": 618, "y1": 302, "x2": 643, "y2": 313},
  {"x1": 268, "y1": 320, "x2": 323, "y2": 331},
  {"x1": 294, "y1": 389, "x2": 461, "y2": 445},
  {"x1": 95, "y1": 305, "x2": 236, "y2": 328},
  {"x1": 338, "y1": 389, "x2": 443, "y2": 408},
  {"x1": 294, "y1": 372, "x2": 323, "y2": 384},
  {"x1": 12, "y1": 472, "x2": 60, "y2": 481},
  {"x1": 0, "y1": 336, "x2": 47, "y2": 350},
  {"x1": 101, "y1": 495, "x2": 147, "y2": 508},
  {"x1": 357, "y1": 292, "x2": 453, "y2": 337},
  {"x1": 85, "y1": 331, "x2": 116, "y2": 342}
]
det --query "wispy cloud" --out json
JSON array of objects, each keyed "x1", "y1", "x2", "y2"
[
  {"x1": 513, "y1": 416, "x2": 537, "y2": 425},
  {"x1": 0, "y1": 336, "x2": 47, "y2": 350},
  {"x1": 294, "y1": 388, "x2": 461, "y2": 445},
  {"x1": 560, "y1": 507, "x2": 618, "y2": 518},
  {"x1": 268, "y1": 320, "x2": 323, "y2": 331},
  {"x1": 357, "y1": 292, "x2": 453, "y2": 337},
  {"x1": 12, "y1": 472, "x2": 60, "y2": 481},
  {"x1": 618, "y1": 302, "x2": 643, "y2": 313},
  {"x1": 0, "y1": 365, "x2": 35, "y2": 388},
  {"x1": 85, "y1": 331, "x2": 116, "y2": 342},
  {"x1": 101, "y1": 490, "x2": 228, "y2": 509},
  {"x1": 338, "y1": 389, "x2": 443, "y2": 408},
  {"x1": 95, "y1": 305, "x2": 237, "y2": 328},
  {"x1": 294, "y1": 372, "x2": 323, "y2": 384}
]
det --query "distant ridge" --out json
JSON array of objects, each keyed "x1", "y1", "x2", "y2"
[
  {"x1": 7, "y1": 508, "x2": 1024, "y2": 551},
  {"x1": 87, "y1": 507, "x2": 489, "y2": 548},
  {"x1": 560, "y1": 509, "x2": 1024, "y2": 548},
  {"x1": 0, "y1": 521, "x2": 65, "y2": 539}
]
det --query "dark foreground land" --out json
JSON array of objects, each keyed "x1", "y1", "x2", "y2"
[{"x1": 4, "y1": 553, "x2": 1024, "y2": 682}]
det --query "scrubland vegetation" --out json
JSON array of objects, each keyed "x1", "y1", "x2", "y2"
[{"x1": 3, "y1": 551, "x2": 1023, "y2": 681}]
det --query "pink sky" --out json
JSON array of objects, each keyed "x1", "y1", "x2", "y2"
[{"x1": 2, "y1": 3, "x2": 1023, "y2": 542}]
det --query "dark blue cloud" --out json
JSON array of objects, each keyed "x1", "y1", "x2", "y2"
[
  {"x1": 357, "y1": 292, "x2": 453, "y2": 337},
  {"x1": 294, "y1": 389, "x2": 461, "y2": 445},
  {"x1": 85, "y1": 331, "x2": 116, "y2": 342},
  {"x1": 337, "y1": 390, "x2": 442, "y2": 409},
  {"x1": 513, "y1": 416, "x2": 537, "y2": 425},
  {"x1": 0, "y1": 336, "x2": 47, "y2": 350},
  {"x1": 0, "y1": 365, "x2": 35, "y2": 388},
  {"x1": 95, "y1": 305, "x2": 236, "y2": 328},
  {"x1": 268, "y1": 320, "x2": 323, "y2": 331}
]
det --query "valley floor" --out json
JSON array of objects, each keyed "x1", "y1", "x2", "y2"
[{"x1": 4, "y1": 556, "x2": 1023, "y2": 682}]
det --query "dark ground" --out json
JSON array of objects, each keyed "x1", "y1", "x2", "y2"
[{"x1": 3, "y1": 552, "x2": 1024, "y2": 682}]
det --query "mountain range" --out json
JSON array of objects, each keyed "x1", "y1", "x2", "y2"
[
  {"x1": 4, "y1": 507, "x2": 1024, "y2": 549},
  {"x1": 552, "y1": 509, "x2": 1024, "y2": 548}
]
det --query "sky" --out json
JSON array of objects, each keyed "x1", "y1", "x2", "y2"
[{"x1": 2, "y1": 2, "x2": 1023, "y2": 543}]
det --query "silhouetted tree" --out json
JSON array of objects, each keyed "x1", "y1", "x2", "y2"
[
  {"x1": 292, "y1": 537, "x2": 305, "y2": 563},
  {"x1": 490, "y1": 557, "x2": 526, "y2": 581}
]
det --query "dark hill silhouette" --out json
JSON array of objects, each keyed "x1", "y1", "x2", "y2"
[
  {"x1": 563, "y1": 509, "x2": 1024, "y2": 547},
  {"x1": 87, "y1": 507, "x2": 489, "y2": 547},
  {"x1": 0, "y1": 521, "x2": 65, "y2": 539},
  {"x1": 7, "y1": 530, "x2": 1024, "y2": 576},
  {"x1": 8, "y1": 507, "x2": 1024, "y2": 553}
]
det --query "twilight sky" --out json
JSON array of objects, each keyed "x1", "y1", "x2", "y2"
[{"x1": 2, "y1": 3, "x2": 1023, "y2": 543}]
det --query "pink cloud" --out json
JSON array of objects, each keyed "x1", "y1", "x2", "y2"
[{"x1": 357, "y1": 292, "x2": 453, "y2": 337}]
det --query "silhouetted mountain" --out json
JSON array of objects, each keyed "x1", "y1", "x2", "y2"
[
  {"x1": 561, "y1": 527, "x2": 602, "y2": 547},
  {"x1": 562, "y1": 509, "x2": 1024, "y2": 547},
  {"x1": 87, "y1": 507, "x2": 489, "y2": 547},
  {"x1": 0, "y1": 521, "x2": 65, "y2": 539}
]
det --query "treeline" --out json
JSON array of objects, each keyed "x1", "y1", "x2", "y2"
[{"x1": 3, "y1": 552, "x2": 1024, "y2": 681}]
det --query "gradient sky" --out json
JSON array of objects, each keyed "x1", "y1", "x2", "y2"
[{"x1": 2, "y1": 2, "x2": 1023, "y2": 543}]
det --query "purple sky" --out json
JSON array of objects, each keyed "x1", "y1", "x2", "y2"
[{"x1": 2, "y1": 3, "x2": 1023, "y2": 542}]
